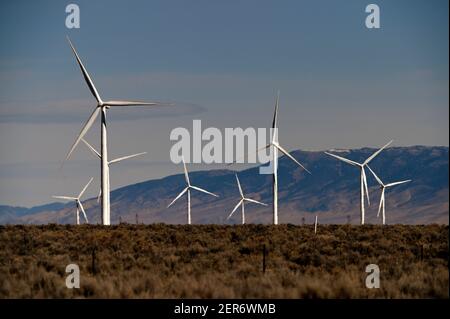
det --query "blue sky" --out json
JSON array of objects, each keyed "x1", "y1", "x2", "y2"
[{"x1": 0, "y1": 0, "x2": 448, "y2": 206}]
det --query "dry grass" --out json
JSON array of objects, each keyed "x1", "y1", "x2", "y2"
[{"x1": 0, "y1": 224, "x2": 447, "y2": 298}]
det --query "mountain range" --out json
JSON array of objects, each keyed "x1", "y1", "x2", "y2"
[{"x1": 1, "y1": 146, "x2": 448, "y2": 225}]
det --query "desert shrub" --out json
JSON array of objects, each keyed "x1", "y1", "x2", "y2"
[{"x1": 0, "y1": 224, "x2": 447, "y2": 298}]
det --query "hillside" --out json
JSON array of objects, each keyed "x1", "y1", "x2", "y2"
[{"x1": 1, "y1": 146, "x2": 448, "y2": 225}]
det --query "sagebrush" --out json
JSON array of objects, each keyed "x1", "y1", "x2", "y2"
[{"x1": 0, "y1": 224, "x2": 447, "y2": 298}]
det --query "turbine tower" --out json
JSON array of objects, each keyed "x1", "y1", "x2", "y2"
[
  {"x1": 258, "y1": 92, "x2": 311, "y2": 225},
  {"x1": 325, "y1": 140, "x2": 393, "y2": 225},
  {"x1": 227, "y1": 174, "x2": 267, "y2": 224},
  {"x1": 63, "y1": 37, "x2": 164, "y2": 225},
  {"x1": 167, "y1": 158, "x2": 219, "y2": 224},
  {"x1": 367, "y1": 165, "x2": 411, "y2": 225},
  {"x1": 52, "y1": 178, "x2": 93, "y2": 225},
  {"x1": 82, "y1": 138, "x2": 146, "y2": 203}
]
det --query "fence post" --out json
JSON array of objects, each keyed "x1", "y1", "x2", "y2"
[
  {"x1": 262, "y1": 244, "x2": 267, "y2": 274},
  {"x1": 92, "y1": 247, "x2": 97, "y2": 275}
]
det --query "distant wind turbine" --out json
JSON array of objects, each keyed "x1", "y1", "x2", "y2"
[
  {"x1": 81, "y1": 138, "x2": 146, "y2": 203},
  {"x1": 367, "y1": 165, "x2": 411, "y2": 225},
  {"x1": 227, "y1": 174, "x2": 267, "y2": 224},
  {"x1": 63, "y1": 36, "x2": 166, "y2": 226},
  {"x1": 258, "y1": 92, "x2": 311, "y2": 225},
  {"x1": 167, "y1": 158, "x2": 219, "y2": 224},
  {"x1": 325, "y1": 140, "x2": 393, "y2": 225},
  {"x1": 52, "y1": 178, "x2": 93, "y2": 225}
]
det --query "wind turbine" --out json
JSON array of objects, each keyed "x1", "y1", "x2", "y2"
[
  {"x1": 63, "y1": 37, "x2": 164, "y2": 226},
  {"x1": 367, "y1": 165, "x2": 411, "y2": 225},
  {"x1": 81, "y1": 138, "x2": 146, "y2": 203},
  {"x1": 52, "y1": 178, "x2": 93, "y2": 225},
  {"x1": 325, "y1": 140, "x2": 393, "y2": 225},
  {"x1": 167, "y1": 158, "x2": 219, "y2": 224},
  {"x1": 258, "y1": 92, "x2": 311, "y2": 225},
  {"x1": 227, "y1": 174, "x2": 267, "y2": 224}
]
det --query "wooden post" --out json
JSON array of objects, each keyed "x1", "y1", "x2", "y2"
[
  {"x1": 262, "y1": 244, "x2": 267, "y2": 274},
  {"x1": 92, "y1": 247, "x2": 97, "y2": 275},
  {"x1": 314, "y1": 215, "x2": 318, "y2": 234}
]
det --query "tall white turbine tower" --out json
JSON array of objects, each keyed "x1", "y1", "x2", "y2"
[
  {"x1": 325, "y1": 140, "x2": 393, "y2": 225},
  {"x1": 167, "y1": 158, "x2": 219, "y2": 224},
  {"x1": 367, "y1": 165, "x2": 411, "y2": 225},
  {"x1": 227, "y1": 174, "x2": 267, "y2": 224},
  {"x1": 81, "y1": 138, "x2": 146, "y2": 203},
  {"x1": 52, "y1": 178, "x2": 93, "y2": 225},
  {"x1": 258, "y1": 92, "x2": 311, "y2": 225},
  {"x1": 63, "y1": 37, "x2": 164, "y2": 225}
]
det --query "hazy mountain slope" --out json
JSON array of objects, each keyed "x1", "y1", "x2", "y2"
[{"x1": 2, "y1": 146, "x2": 448, "y2": 225}]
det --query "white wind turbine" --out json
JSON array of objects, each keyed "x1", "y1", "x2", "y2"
[
  {"x1": 81, "y1": 138, "x2": 146, "y2": 203},
  {"x1": 52, "y1": 178, "x2": 93, "y2": 225},
  {"x1": 325, "y1": 140, "x2": 393, "y2": 225},
  {"x1": 63, "y1": 37, "x2": 165, "y2": 226},
  {"x1": 257, "y1": 92, "x2": 311, "y2": 225},
  {"x1": 227, "y1": 174, "x2": 267, "y2": 224},
  {"x1": 167, "y1": 158, "x2": 219, "y2": 224},
  {"x1": 367, "y1": 165, "x2": 411, "y2": 225}
]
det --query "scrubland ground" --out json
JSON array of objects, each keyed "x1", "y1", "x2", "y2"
[{"x1": 0, "y1": 224, "x2": 447, "y2": 298}]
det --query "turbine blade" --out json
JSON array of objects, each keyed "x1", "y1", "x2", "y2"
[
  {"x1": 109, "y1": 152, "x2": 146, "y2": 164},
  {"x1": 364, "y1": 140, "x2": 394, "y2": 165},
  {"x1": 235, "y1": 174, "x2": 243, "y2": 197},
  {"x1": 366, "y1": 165, "x2": 384, "y2": 186},
  {"x1": 78, "y1": 200, "x2": 89, "y2": 223},
  {"x1": 275, "y1": 144, "x2": 311, "y2": 174},
  {"x1": 227, "y1": 199, "x2": 243, "y2": 220},
  {"x1": 244, "y1": 198, "x2": 267, "y2": 206},
  {"x1": 190, "y1": 185, "x2": 218, "y2": 197},
  {"x1": 64, "y1": 106, "x2": 101, "y2": 161},
  {"x1": 82, "y1": 138, "x2": 101, "y2": 159},
  {"x1": 272, "y1": 91, "x2": 280, "y2": 129},
  {"x1": 362, "y1": 168, "x2": 370, "y2": 206},
  {"x1": 385, "y1": 180, "x2": 412, "y2": 187},
  {"x1": 180, "y1": 157, "x2": 191, "y2": 186},
  {"x1": 103, "y1": 100, "x2": 168, "y2": 107},
  {"x1": 78, "y1": 177, "x2": 94, "y2": 198},
  {"x1": 52, "y1": 196, "x2": 76, "y2": 201},
  {"x1": 66, "y1": 36, "x2": 102, "y2": 103},
  {"x1": 97, "y1": 188, "x2": 101, "y2": 203},
  {"x1": 167, "y1": 187, "x2": 188, "y2": 208},
  {"x1": 325, "y1": 152, "x2": 360, "y2": 167}
]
